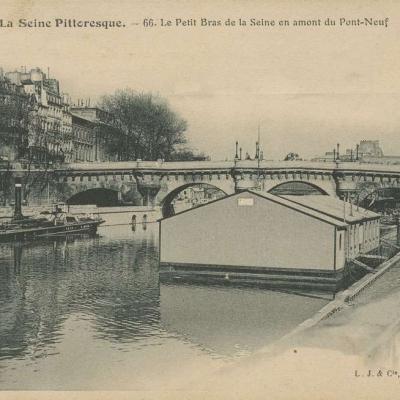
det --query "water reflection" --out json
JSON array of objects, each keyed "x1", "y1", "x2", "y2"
[
  {"x1": 0, "y1": 218, "x2": 330, "y2": 389},
  {"x1": 0, "y1": 227, "x2": 160, "y2": 362},
  {"x1": 160, "y1": 282, "x2": 328, "y2": 356}
]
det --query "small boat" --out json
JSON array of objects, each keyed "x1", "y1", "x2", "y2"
[{"x1": 0, "y1": 205, "x2": 105, "y2": 242}]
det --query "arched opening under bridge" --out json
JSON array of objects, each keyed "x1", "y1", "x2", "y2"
[
  {"x1": 67, "y1": 188, "x2": 120, "y2": 207},
  {"x1": 268, "y1": 181, "x2": 329, "y2": 196},
  {"x1": 360, "y1": 187, "x2": 400, "y2": 213},
  {"x1": 161, "y1": 183, "x2": 227, "y2": 218}
]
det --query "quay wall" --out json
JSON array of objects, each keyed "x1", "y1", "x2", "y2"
[
  {"x1": 0, "y1": 205, "x2": 162, "y2": 223},
  {"x1": 257, "y1": 249, "x2": 400, "y2": 356}
]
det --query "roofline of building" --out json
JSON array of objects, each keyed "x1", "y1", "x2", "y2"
[
  {"x1": 71, "y1": 113, "x2": 94, "y2": 124},
  {"x1": 159, "y1": 189, "x2": 350, "y2": 228},
  {"x1": 70, "y1": 106, "x2": 107, "y2": 113},
  {"x1": 248, "y1": 190, "x2": 348, "y2": 228},
  {"x1": 277, "y1": 195, "x2": 380, "y2": 225}
]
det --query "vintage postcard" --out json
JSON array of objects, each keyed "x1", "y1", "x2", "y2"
[{"x1": 0, "y1": 0, "x2": 399, "y2": 399}]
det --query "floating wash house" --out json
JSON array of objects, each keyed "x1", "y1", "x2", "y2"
[{"x1": 159, "y1": 190, "x2": 381, "y2": 291}]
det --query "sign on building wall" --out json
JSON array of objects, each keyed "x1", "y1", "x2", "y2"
[{"x1": 237, "y1": 197, "x2": 254, "y2": 206}]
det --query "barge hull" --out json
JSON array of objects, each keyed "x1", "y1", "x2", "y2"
[
  {"x1": 0, "y1": 221, "x2": 101, "y2": 242},
  {"x1": 159, "y1": 262, "x2": 345, "y2": 292}
]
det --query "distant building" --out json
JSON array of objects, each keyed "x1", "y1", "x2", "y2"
[
  {"x1": 311, "y1": 151, "x2": 335, "y2": 162},
  {"x1": 0, "y1": 75, "x2": 31, "y2": 162},
  {"x1": 70, "y1": 106, "x2": 127, "y2": 162},
  {"x1": 0, "y1": 66, "x2": 137, "y2": 165},
  {"x1": 159, "y1": 190, "x2": 380, "y2": 290},
  {"x1": 71, "y1": 114, "x2": 96, "y2": 162},
  {"x1": 312, "y1": 140, "x2": 384, "y2": 163},
  {"x1": 6, "y1": 67, "x2": 73, "y2": 163},
  {"x1": 176, "y1": 185, "x2": 224, "y2": 203},
  {"x1": 358, "y1": 140, "x2": 383, "y2": 158},
  {"x1": 360, "y1": 155, "x2": 400, "y2": 165},
  {"x1": 172, "y1": 185, "x2": 225, "y2": 213}
]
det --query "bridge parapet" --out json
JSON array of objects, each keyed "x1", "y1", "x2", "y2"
[
  {"x1": 8, "y1": 159, "x2": 400, "y2": 207},
  {"x1": 3, "y1": 159, "x2": 400, "y2": 175}
]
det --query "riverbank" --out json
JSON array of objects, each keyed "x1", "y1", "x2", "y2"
[
  {"x1": 271, "y1": 248, "x2": 400, "y2": 344},
  {"x1": 0, "y1": 205, "x2": 162, "y2": 224},
  {"x1": 188, "y1": 248, "x2": 400, "y2": 399}
]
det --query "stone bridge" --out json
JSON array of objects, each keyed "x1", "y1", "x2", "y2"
[{"x1": 5, "y1": 159, "x2": 400, "y2": 213}]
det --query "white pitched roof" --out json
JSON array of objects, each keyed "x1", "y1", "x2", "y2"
[
  {"x1": 162, "y1": 190, "x2": 380, "y2": 227},
  {"x1": 279, "y1": 194, "x2": 380, "y2": 223},
  {"x1": 246, "y1": 191, "x2": 348, "y2": 227}
]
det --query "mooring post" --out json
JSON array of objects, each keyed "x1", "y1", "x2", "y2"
[{"x1": 13, "y1": 176, "x2": 23, "y2": 221}]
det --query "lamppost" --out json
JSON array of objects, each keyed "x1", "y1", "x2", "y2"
[{"x1": 12, "y1": 165, "x2": 24, "y2": 221}]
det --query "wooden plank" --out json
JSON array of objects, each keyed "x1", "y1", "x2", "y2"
[
  {"x1": 381, "y1": 238, "x2": 400, "y2": 250},
  {"x1": 359, "y1": 254, "x2": 386, "y2": 260},
  {"x1": 350, "y1": 258, "x2": 376, "y2": 273}
]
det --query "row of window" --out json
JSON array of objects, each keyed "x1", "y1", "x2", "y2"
[
  {"x1": 46, "y1": 94, "x2": 62, "y2": 106},
  {"x1": 74, "y1": 127, "x2": 94, "y2": 143},
  {"x1": 338, "y1": 220, "x2": 380, "y2": 255},
  {"x1": 75, "y1": 144, "x2": 95, "y2": 162}
]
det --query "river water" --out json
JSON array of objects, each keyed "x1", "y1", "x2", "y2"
[{"x1": 0, "y1": 212, "x2": 328, "y2": 390}]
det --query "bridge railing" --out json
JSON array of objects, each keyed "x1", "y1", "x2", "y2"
[
  {"x1": 59, "y1": 160, "x2": 236, "y2": 171},
  {"x1": 54, "y1": 159, "x2": 400, "y2": 174}
]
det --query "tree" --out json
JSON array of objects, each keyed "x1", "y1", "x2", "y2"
[
  {"x1": 284, "y1": 152, "x2": 301, "y2": 161},
  {"x1": 99, "y1": 89, "x2": 188, "y2": 160},
  {"x1": 170, "y1": 147, "x2": 210, "y2": 161}
]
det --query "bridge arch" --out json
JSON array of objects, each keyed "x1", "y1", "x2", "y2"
[
  {"x1": 358, "y1": 186, "x2": 400, "y2": 212},
  {"x1": 67, "y1": 188, "x2": 120, "y2": 207},
  {"x1": 268, "y1": 180, "x2": 330, "y2": 196},
  {"x1": 160, "y1": 183, "x2": 228, "y2": 218}
]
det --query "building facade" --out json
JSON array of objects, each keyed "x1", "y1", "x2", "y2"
[
  {"x1": 2, "y1": 67, "x2": 128, "y2": 164},
  {"x1": 70, "y1": 106, "x2": 127, "y2": 162},
  {"x1": 358, "y1": 140, "x2": 383, "y2": 158},
  {"x1": 71, "y1": 114, "x2": 96, "y2": 162},
  {"x1": 6, "y1": 67, "x2": 73, "y2": 163},
  {"x1": 0, "y1": 72, "x2": 31, "y2": 162}
]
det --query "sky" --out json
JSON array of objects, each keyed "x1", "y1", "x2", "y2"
[{"x1": 1, "y1": 0, "x2": 400, "y2": 160}]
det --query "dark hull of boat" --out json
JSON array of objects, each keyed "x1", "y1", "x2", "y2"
[{"x1": 0, "y1": 220, "x2": 103, "y2": 242}]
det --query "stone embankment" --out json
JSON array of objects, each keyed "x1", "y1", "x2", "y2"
[{"x1": 0, "y1": 205, "x2": 162, "y2": 224}]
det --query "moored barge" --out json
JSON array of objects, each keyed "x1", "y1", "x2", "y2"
[
  {"x1": 0, "y1": 179, "x2": 104, "y2": 242},
  {"x1": 0, "y1": 212, "x2": 104, "y2": 242}
]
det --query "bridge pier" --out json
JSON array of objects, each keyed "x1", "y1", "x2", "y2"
[
  {"x1": 335, "y1": 176, "x2": 360, "y2": 200},
  {"x1": 136, "y1": 181, "x2": 161, "y2": 207}
]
